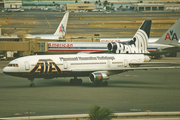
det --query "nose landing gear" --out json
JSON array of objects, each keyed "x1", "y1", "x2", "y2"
[
  {"x1": 28, "y1": 78, "x2": 35, "y2": 87},
  {"x1": 70, "y1": 77, "x2": 82, "y2": 85}
]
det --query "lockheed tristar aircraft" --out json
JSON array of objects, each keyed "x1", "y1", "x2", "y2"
[
  {"x1": 25, "y1": 12, "x2": 69, "y2": 40},
  {"x1": 3, "y1": 20, "x2": 179, "y2": 87}
]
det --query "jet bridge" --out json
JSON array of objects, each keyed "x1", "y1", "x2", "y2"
[{"x1": 0, "y1": 40, "x2": 48, "y2": 57}]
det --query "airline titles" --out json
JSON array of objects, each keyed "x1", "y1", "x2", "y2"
[
  {"x1": 59, "y1": 56, "x2": 115, "y2": 61},
  {"x1": 49, "y1": 43, "x2": 73, "y2": 47}
]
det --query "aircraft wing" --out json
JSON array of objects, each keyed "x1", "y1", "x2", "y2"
[
  {"x1": 163, "y1": 47, "x2": 180, "y2": 53},
  {"x1": 70, "y1": 66, "x2": 179, "y2": 72},
  {"x1": 129, "y1": 62, "x2": 177, "y2": 66}
]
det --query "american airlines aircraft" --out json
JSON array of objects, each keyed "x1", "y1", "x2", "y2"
[
  {"x1": 47, "y1": 19, "x2": 180, "y2": 58},
  {"x1": 3, "y1": 20, "x2": 179, "y2": 87},
  {"x1": 25, "y1": 12, "x2": 69, "y2": 40}
]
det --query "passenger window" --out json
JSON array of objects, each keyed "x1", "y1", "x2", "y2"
[
  {"x1": 7, "y1": 64, "x2": 19, "y2": 67},
  {"x1": 8, "y1": 64, "x2": 12, "y2": 67}
]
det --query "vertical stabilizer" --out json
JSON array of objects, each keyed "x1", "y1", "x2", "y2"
[
  {"x1": 54, "y1": 12, "x2": 69, "y2": 37},
  {"x1": 132, "y1": 20, "x2": 151, "y2": 53},
  {"x1": 107, "y1": 20, "x2": 151, "y2": 54},
  {"x1": 155, "y1": 19, "x2": 180, "y2": 45}
]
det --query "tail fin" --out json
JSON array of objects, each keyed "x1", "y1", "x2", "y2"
[
  {"x1": 155, "y1": 19, "x2": 180, "y2": 45},
  {"x1": 54, "y1": 12, "x2": 69, "y2": 37},
  {"x1": 132, "y1": 20, "x2": 151, "y2": 53},
  {"x1": 107, "y1": 20, "x2": 151, "y2": 54}
]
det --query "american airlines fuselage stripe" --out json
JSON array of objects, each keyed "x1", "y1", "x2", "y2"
[
  {"x1": 48, "y1": 42, "x2": 158, "y2": 52},
  {"x1": 48, "y1": 42, "x2": 108, "y2": 51}
]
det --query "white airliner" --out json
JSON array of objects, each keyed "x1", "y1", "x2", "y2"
[
  {"x1": 25, "y1": 12, "x2": 69, "y2": 40},
  {"x1": 47, "y1": 19, "x2": 180, "y2": 58},
  {"x1": 108, "y1": 19, "x2": 180, "y2": 58},
  {"x1": 3, "y1": 20, "x2": 179, "y2": 87}
]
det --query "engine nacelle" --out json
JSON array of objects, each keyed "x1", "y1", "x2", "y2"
[
  {"x1": 107, "y1": 41, "x2": 135, "y2": 54},
  {"x1": 144, "y1": 55, "x2": 151, "y2": 62},
  {"x1": 107, "y1": 42, "x2": 117, "y2": 53},
  {"x1": 107, "y1": 36, "x2": 149, "y2": 54},
  {"x1": 89, "y1": 72, "x2": 109, "y2": 84}
]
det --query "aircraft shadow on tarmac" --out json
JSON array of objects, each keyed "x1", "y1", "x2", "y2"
[{"x1": 0, "y1": 77, "x2": 171, "y2": 90}]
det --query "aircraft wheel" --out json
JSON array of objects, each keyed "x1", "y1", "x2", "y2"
[
  {"x1": 28, "y1": 78, "x2": 35, "y2": 87},
  {"x1": 70, "y1": 79, "x2": 74, "y2": 84},
  {"x1": 30, "y1": 84, "x2": 35, "y2": 87},
  {"x1": 70, "y1": 79, "x2": 82, "y2": 85},
  {"x1": 94, "y1": 83, "x2": 101, "y2": 86},
  {"x1": 94, "y1": 81, "x2": 108, "y2": 86},
  {"x1": 102, "y1": 81, "x2": 108, "y2": 86},
  {"x1": 77, "y1": 79, "x2": 82, "y2": 84}
]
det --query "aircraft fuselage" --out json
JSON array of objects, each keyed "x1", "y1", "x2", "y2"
[{"x1": 3, "y1": 54, "x2": 147, "y2": 79}]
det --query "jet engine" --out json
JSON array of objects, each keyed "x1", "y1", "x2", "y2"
[
  {"x1": 107, "y1": 42, "x2": 133, "y2": 54},
  {"x1": 107, "y1": 37, "x2": 149, "y2": 54},
  {"x1": 107, "y1": 42, "x2": 118, "y2": 53},
  {"x1": 107, "y1": 38, "x2": 136, "y2": 54},
  {"x1": 89, "y1": 72, "x2": 109, "y2": 84},
  {"x1": 144, "y1": 55, "x2": 151, "y2": 62}
]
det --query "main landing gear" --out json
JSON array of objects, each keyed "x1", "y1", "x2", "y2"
[
  {"x1": 28, "y1": 78, "x2": 35, "y2": 87},
  {"x1": 70, "y1": 77, "x2": 82, "y2": 85},
  {"x1": 95, "y1": 81, "x2": 108, "y2": 86}
]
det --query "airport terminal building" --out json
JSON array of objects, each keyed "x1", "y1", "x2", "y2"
[
  {"x1": 133, "y1": 3, "x2": 180, "y2": 11},
  {"x1": 62, "y1": 3, "x2": 94, "y2": 12},
  {"x1": 4, "y1": 1, "x2": 22, "y2": 9}
]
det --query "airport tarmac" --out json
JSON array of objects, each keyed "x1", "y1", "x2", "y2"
[
  {"x1": 0, "y1": 57, "x2": 180, "y2": 117},
  {"x1": 1, "y1": 10, "x2": 180, "y2": 38}
]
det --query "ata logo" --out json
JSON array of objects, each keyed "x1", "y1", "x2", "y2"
[
  {"x1": 28, "y1": 59, "x2": 62, "y2": 75},
  {"x1": 59, "y1": 24, "x2": 65, "y2": 33},
  {"x1": 165, "y1": 30, "x2": 178, "y2": 41}
]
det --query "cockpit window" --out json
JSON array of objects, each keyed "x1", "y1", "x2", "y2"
[{"x1": 8, "y1": 64, "x2": 19, "y2": 67}]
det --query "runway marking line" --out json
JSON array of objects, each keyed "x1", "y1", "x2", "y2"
[
  {"x1": 42, "y1": 13, "x2": 51, "y2": 28},
  {"x1": 41, "y1": 29, "x2": 50, "y2": 35}
]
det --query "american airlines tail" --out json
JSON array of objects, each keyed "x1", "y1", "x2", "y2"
[
  {"x1": 155, "y1": 19, "x2": 180, "y2": 45},
  {"x1": 54, "y1": 12, "x2": 69, "y2": 37},
  {"x1": 107, "y1": 20, "x2": 151, "y2": 54}
]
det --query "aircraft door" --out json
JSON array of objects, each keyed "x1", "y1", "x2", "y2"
[
  {"x1": 24, "y1": 61, "x2": 30, "y2": 70},
  {"x1": 63, "y1": 62, "x2": 68, "y2": 69},
  {"x1": 107, "y1": 60, "x2": 111, "y2": 67},
  {"x1": 124, "y1": 59, "x2": 128, "y2": 67}
]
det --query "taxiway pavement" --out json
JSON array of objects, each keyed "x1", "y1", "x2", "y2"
[{"x1": 0, "y1": 57, "x2": 180, "y2": 117}]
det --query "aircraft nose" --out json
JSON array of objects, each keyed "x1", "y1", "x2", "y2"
[
  {"x1": 3, "y1": 67, "x2": 9, "y2": 75},
  {"x1": 3, "y1": 67, "x2": 14, "y2": 75}
]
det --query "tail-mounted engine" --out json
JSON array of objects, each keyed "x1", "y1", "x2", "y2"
[
  {"x1": 89, "y1": 72, "x2": 109, "y2": 84},
  {"x1": 107, "y1": 37, "x2": 149, "y2": 54},
  {"x1": 144, "y1": 55, "x2": 151, "y2": 62},
  {"x1": 107, "y1": 38, "x2": 136, "y2": 54}
]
